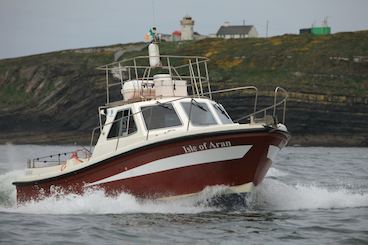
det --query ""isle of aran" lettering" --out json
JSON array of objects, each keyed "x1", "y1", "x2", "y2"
[{"x1": 182, "y1": 141, "x2": 232, "y2": 154}]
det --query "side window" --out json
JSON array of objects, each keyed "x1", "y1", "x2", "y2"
[
  {"x1": 141, "y1": 103, "x2": 182, "y2": 130},
  {"x1": 181, "y1": 101, "x2": 217, "y2": 126},
  {"x1": 107, "y1": 109, "x2": 137, "y2": 139}
]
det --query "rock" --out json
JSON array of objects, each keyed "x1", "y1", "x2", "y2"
[{"x1": 0, "y1": 34, "x2": 367, "y2": 146}]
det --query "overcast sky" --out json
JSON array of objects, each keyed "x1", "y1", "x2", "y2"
[{"x1": 1, "y1": 0, "x2": 367, "y2": 59}]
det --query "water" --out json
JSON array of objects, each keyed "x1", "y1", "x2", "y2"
[{"x1": 0, "y1": 144, "x2": 367, "y2": 244}]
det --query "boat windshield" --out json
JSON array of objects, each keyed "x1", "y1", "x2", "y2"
[
  {"x1": 181, "y1": 101, "x2": 217, "y2": 126},
  {"x1": 213, "y1": 103, "x2": 233, "y2": 124},
  {"x1": 141, "y1": 103, "x2": 182, "y2": 130}
]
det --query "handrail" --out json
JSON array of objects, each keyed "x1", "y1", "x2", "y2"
[
  {"x1": 273, "y1": 87, "x2": 288, "y2": 124},
  {"x1": 28, "y1": 85, "x2": 287, "y2": 169},
  {"x1": 30, "y1": 148, "x2": 91, "y2": 168},
  {"x1": 88, "y1": 85, "x2": 284, "y2": 152},
  {"x1": 203, "y1": 86, "x2": 258, "y2": 114},
  {"x1": 98, "y1": 55, "x2": 287, "y2": 127},
  {"x1": 234, "y1": 86, "x2": 288, "y2": 124},
  {"x1": 96, "y1": 55, "x2": 209, "y2": 70},
  {"x1": 98, "y1": 54, "x2": 211, "y2": 104}
]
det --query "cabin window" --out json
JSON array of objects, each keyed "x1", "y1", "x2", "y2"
[
  {"x1": 181, "y1": 101, "x2": 217, "y2": 126},
  {"x1": 141, "y1": 103, "x2": 182, "y2": 130},
  {"x1": 212, "y1": 103, "x2": 233, "y2": 124},
  {"x1": 107, "y1": 109, "x2": 137, "y2": 139}
]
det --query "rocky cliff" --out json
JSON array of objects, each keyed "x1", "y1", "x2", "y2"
[{"x1": 0, "y1": 32, "x2": 367, "y2": 146}]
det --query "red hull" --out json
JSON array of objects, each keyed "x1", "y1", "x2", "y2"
[{"x1": 14, "y1": 129, "x2": 289, "y2": 203}]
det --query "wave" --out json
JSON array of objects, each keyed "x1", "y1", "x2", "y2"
[
  {"x1": 265, "y1": 167, "x2": 288, "y2": 178},
  {"x1": 0, "y1": 170, "x2": 22, "y2": 207},
  {"x1": 1, "y1": 168, "x2": 367, "y2": 214},
  {"x1": 0, "y1": 170, "x2": 221, "y2": 214},
  {"x1": 4, "y1": 189, "x2": 218, "y2": 215},
  {"x1": 250, "y1": 178, "x2": 368, "y2": 211}
]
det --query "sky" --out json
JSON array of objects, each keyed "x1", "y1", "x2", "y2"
[{"x1": 1, "y1": 0, "x2": 368, "y2": 59}]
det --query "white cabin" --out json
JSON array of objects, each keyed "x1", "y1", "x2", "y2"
[{"x1": 92, "y1": 95, "x2": 244, "y2": 158}]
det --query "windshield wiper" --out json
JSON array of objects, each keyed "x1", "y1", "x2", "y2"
[
  {"x1": 191, "y1": 99, "x2": 208, "y2": 112},
  {"x1": 156, "y1": 101, "x2": 173, "y2": 110},
  {"x1": 215, "y1": 103, "x2": 230, "y2": 119}
]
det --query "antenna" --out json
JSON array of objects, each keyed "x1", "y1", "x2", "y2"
[
  {"x1": 312, "y1": 20, "x2": 316, "y2": 28},
  {"x1": 266, "y1": 20, "x2": 269, "y2": 38},
  {"x1": 323, "y1": 16, "x2": 329, "y2": 27},
  {"x1": 152, "y1": 0, "x2": 156, "y2": 27}
]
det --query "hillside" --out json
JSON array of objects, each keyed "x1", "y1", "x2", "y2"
[{"x1": 0, "y1": 31, "x2": 367, "y2": 146}]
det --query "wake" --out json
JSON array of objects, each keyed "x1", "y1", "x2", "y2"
[{"x1": 1, "y1": 168, "x2": 367, "y2": 214}]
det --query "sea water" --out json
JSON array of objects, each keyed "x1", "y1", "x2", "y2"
[{"x1": 0, "y1": 145, "x2": 367, "y2": 244}]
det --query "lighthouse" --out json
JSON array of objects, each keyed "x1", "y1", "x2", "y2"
[{"x1": 180, "y1": 16, "x2": 194, "y2": 41}]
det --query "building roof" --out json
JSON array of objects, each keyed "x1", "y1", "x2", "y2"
[
  {"x1": 172, "y1": 30, "x2": 181, "y2": 36},
  {"x1": 216, "y1": 25, "x2": 254, "y2": 36}
]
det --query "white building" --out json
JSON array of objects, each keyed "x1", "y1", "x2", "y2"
[
  {"x1": 216, "y1": 23, "x2": 258, "y2": 39},
  {"x1": 160, "y1": 16, "x2": 207, "y2": 42},
  {"x1": 180, "y1": 16, "x2": 195, "y2": 40}
]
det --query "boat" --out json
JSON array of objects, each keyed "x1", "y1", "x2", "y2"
[{"x1": 13, "y1": 31, "x2": 290, "y2": 203}]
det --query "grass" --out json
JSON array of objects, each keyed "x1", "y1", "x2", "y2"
[
  {"x1": 0, "y1": 31, "x2": 367, "y2": 108},
  {"x1": 0, "y1": 83, "x2": 30, "y2": 105}
]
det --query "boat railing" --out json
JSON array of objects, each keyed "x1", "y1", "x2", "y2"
[
  {"x1": 234, "y1": 86, "x2": 288, "y2": 125},
  {"x1": 96, "y1": 55, "x2": 212, "y2": 105},
  {"x1": 27, "y1": 148, "x2": 92, "y2": 168},
  {"x1": 88, "y1": 86, "x2": 287, "y2": 152}
]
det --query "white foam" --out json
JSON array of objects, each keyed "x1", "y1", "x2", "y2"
[
  {"x1": 5, "y1": 189, "x2": 215, "y2": 215},
  {"x1": 252, "y1": 178, "x2": 368, "y2": 211},
  {"x1": 1, "y1": 165, "x2": 367, "y2": 214},
  {"x1": 0, "y1": 170, "x2": 23, "y2": 207},
  {"x1": 266, "y1": 167, "x2": 288, "y2": 178},
  {"x1": 0, "y1": 169, "x2": 220, "y2": 214}
]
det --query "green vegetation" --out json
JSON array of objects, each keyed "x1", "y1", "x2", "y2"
[
  {"x1": 118, "y1": 31, "x2": 368, "y2": 98},
  {"x1": 0, "y1": 47, "x2": 116, "y2": 107},
  {"x1": 0, "y1": 31, "x2": 367, "y2": 145},
  {"x1": 0, "y1": 83, "x2": 30, "y2": 106},
  {"x1": 0, "y1": 31, "x2": 367, "y2": 109}
]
